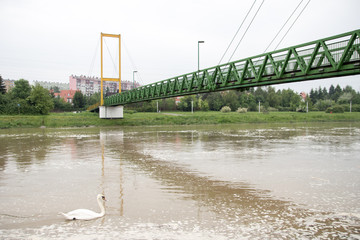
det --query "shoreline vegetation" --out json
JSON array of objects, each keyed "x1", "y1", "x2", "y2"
[{"x1": 0, "y1": 111, "x2": 360, "y2": 129}]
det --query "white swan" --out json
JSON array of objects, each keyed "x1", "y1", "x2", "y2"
[{"x1": 60, "y1": 194, "x2": 106, "y2": 220}]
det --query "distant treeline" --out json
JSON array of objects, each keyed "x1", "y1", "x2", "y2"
[
  {"x1": 1, "y1": 76, "x2": 359, "y2": 115},
  {"x1": 127, "y1": 84, "x2": 360, "y2": 113},
  {"x1": 0, "y1": 77, "x2": 99, "y2": 115}
]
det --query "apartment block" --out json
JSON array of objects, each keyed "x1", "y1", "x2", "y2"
[{"x1": 69, "y1": 75, "x2": 140, "y2": 96}]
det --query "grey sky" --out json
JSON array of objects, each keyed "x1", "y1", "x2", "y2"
[{"x1": 1, "y1": 0, "x2": 359, "y2": 93}]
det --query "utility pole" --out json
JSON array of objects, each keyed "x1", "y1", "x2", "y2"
[
  {"x1": 133, "y1": 71, "x2": 137, "y2": 89},
  {"x1": 258, "y1": 101, "x2": 261, "y2": 113}
]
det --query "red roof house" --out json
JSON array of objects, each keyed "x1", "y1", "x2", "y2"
[{"x1": 54, "y1": 90, "x2": 78, "y2": 104}]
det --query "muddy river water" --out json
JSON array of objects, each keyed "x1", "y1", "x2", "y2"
[{"x1": 0, "y1": 123, "x2": 359, "y2": 239}]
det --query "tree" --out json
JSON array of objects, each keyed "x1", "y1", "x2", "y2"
[
  {"x1": 198, "y1": 98, "x2": 209, "y2": 111},
  {"x1": 11, "y1": 79, "x2": 31, "y2": 99},
  {"x1": 290, "y1": 94, "x2": 302, "y2": 111},
  {"x1": 85, "y1": 92, "x2": 101, "y2": 108},
  {"x1": 53, "y1": 86, "x2": 60, "y2": 93},
  {"x1": 159, "y1": 98, "x2": 177, "y2": 111},
  {"x1": 178, "y1": 95, "x2": 198, "y2": 111},
  {"x1": 309, "y1": 89, "x2": 317, "y2": 104},
  {"x1": 266, "y1": 87, "x2": 281, "y2": 108},
  {"x1": 329, "y1": 84, "x2": 335, "y2": 100},
  {"x1": 338, "y1": 92, "x2": 353, "y2": 104},
  {"x1": 333, "y1": 84, "x2": 342, "y2": 102},
  {"x1": 254, "y1": 87, "x2": 266, "y2": 104},
  {"x1": 0, "y1": 75, "x2": 6, "y2": 94},
  {"x1": 206, "y1": 92, "x2": 223, "y2": 111},
  {"x1": 53, "y1": 96, "x2": 72, "y2": 112},
  {"x1": 28, "y1": 84, "x2": 54, "y2": 114},
  {"x1": 238, "y1": 91, "x2": 256, "y2": 109},
  {"x1": 73, "y1": 91, "x2": 85, "y2": 110},
  {"x1": 223, "y1": 91, "x2": 239, "y2": 111},
  {"x1": 322, "y1": 87, "x2": 328, "y2": 99}
]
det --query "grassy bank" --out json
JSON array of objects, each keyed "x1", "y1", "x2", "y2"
[{"x1": 0, "y1": 111, "x2": 360, "y2": 129}]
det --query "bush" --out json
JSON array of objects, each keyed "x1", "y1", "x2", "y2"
[
  {"x1": 278, "y1": 106, "x2": 292, "y2": 112},
  {"x1": 339, "y1": 104, "x2": 360, "y2": 112},
  {"x1": 315, "y1": 99, "x2": 335, "y2": 111},
  {"x1": 268, "y1": 107, "x2": 278, "y2": 112},
  {"x1": 220, "y1": 106, "x2": 231, "y2": 113},
  {"x1": 236, "y1": 107, "x2": 247, "y2": 113},
  {"x1": 326, "y1": 105, "x2": 344, "y2": 113},
  {"x1": 351, "y1": 104, "x2": 360, "y2": 112},
  {"x1": 124, "y1": 109, "x2": 137, "y2": 114}
]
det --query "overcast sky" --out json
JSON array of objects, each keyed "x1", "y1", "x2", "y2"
[{"x1": 1, "y1": 0, "x2": 359, "y2": 93}]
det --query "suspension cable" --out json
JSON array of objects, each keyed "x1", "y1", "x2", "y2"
[
  {"x1": 274, "y1": 0, "x2": 312, "y2": 50},
  {"x1": 123, "y1": 39, "x2": 145, "y2": 86},
  {"x1": 103, "y1": 38, "x2": 119, "y2": 76},
  {"x1": 253, "y1": 0, "x2": 304, "y2": 66},
  {"x1": 263, "y1": 0, "x2": 304, "y2": 53},
  {"x1": 88, "y1": 37, "x2": 100, "y2": 76},
  {"x1": 228, "y1": 0, "x2": 265, "y2": 63},
  {"x1": 218, "y1": 0, "x2": 257, "y2": 65}
]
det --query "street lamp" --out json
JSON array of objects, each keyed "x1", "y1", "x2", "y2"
[
  {"x1": 132, "y1": 71, "x2": 137, "y2": 89},
  {"x1": 198, "y1": 41, "x2": 205, "y2": 72}
]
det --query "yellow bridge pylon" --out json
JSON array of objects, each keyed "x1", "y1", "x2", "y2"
[{"x1": 100, "y1": 33, "x2": 121, "y2": 106}]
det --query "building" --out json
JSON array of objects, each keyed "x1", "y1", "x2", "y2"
[
  {"x1": 3, "y1": 79, "x2": 15, "y2": 92},
  {"x1": 33, "y1": 80, "x2": 69, "y2": 91},
  {"x1": 69, "y1": 75, "x2": 140, "y2": 96},
  {"x1": 54, "y1": 90, "x2": 78, "y2": 103}
]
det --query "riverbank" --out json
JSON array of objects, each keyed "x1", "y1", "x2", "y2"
[{"x1": 0, "y1": 111, "x2": 360, "y2": 128}]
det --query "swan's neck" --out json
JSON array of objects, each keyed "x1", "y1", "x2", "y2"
[{"x1": 97, "y1": 199, "x2": 106, "y2": 216}]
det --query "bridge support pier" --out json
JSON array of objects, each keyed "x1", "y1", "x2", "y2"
[{"x1": 99, "y1": 105, "x2": 123, "y2": 119}]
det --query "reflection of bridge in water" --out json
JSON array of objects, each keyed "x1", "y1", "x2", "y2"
[{"x1": 92, "y1": 29, "x2": 360, "y2": 117}]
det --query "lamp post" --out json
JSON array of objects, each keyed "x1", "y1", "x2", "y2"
[
  {"x1": 132, "y1": 71, "x2": 137, "y2": 89},
  {"x1": 198, "y1": 41, "x2": 205, "y2": 72},
  {"x1": 258, "y1": 101, "x2": 261, "y2": 113}
]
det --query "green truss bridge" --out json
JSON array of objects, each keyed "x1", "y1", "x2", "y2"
[{"x1": 92, "y1": 29, "x2": 360, "y2": 116}]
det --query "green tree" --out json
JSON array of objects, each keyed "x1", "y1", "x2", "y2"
[
  {"x1": 206, "y1": 92, "x2": 223, "y2": 111},
  {"x1": 0, "y1": 75, "x2": 6, "y2": 94},
  {"x1": 28, "y1": 84, "x2": 54, "y2": 114},
  {"x1": 54, "y1": 86, "x2": 60, "y2": 93},
  {"x1": 178, "y1": 95, "x2": 197, "y2": 111},
  {"x1": 223, "y1": 91, "x2": 239, "y2": 111},
  {"x1": 159, "y1": 98, "x2": 177, "y2": 111},
  {"x1": 333, "y1": 84, "x2": 342, "y2": 102},
  {"x1": 338, "y1": 92, "x2": 353, "y2": 104},
  {"x1": 266, "y1": 87, "x2": 280, "y2": 108},
  {"x1": 309, "y1": 88, "x2": 317, "y2": 104},
  {"x1": 53, "y1": 96, "x2": 72, "y2": 112},
  {"x1": 314, "y1": 99, "x2": 334, "y2": 111},
  {"x1": 329, "y1": 85, "x2": 335, "y2": 100},
  {"x1": 280, "y1": 89, "x2": 301, "y2": 111},
  {"x1": 198, "y1": 98, "x2": 209, "y2": 111},
  {"x1": 73, "y1": 91, "x2": 85, "y2": 110},
  {"x1": 11, "y1": 79, "x2": 31, "y2": 99},
  {"x1": 290, "y1": 94, "x2": 302, "y2": 111},
  {"x1": 254, "y1": 87, "x2": 266, "y2": 105},
  {"x1": 85, "y1": 92, "x2": 101, "y2": 108}
]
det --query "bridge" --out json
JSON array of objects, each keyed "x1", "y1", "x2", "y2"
[{"x1": 93, "y1": 29, "x2": 360, "y2": 118}]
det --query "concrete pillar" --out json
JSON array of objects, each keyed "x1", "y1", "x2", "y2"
[{"x1": 99, "y1": 105, "x2": 124, "y2": 119}]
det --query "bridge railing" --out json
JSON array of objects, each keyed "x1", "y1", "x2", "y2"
[
  {"x1": 87, "y1": 102, "x2": 100, "y2": 112},
  {"x1": 104, "y1": 29, "x2": 360, "y2": 106}
]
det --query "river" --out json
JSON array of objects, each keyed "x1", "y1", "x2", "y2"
[{"x1": 0, "y1": 123, "x2": 359, "y2": 239}]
